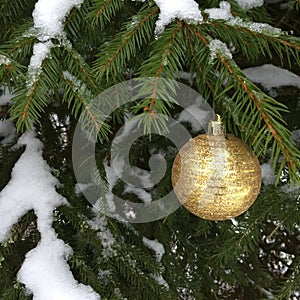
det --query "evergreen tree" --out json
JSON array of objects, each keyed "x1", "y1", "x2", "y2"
[{"x1": 0, "y1": 0, "x2": 300, "y2": 299}]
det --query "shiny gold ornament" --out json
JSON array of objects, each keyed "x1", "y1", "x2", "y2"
[{"x1": 171, "y1": 118, "x2": 262, "y2": 221}]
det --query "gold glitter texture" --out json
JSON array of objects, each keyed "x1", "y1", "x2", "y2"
[{"x1": 171, "y1": 134, "x2": 262, "y2": 220}]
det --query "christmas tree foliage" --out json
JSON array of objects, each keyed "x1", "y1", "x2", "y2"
[{"x1": 0, "y1": 0, "x2": 300, "y2": 299}]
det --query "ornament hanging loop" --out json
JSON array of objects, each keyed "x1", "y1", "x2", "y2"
[{"x1": 208, "y1": 114, "x2": 225, "y2": 136}]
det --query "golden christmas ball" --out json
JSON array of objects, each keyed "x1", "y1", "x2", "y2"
[{"x1": 171, "y1": 127, "x2": 262, "y2": 220}]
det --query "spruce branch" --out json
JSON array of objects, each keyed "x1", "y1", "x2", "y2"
[
  {"x1": 210, "y1": 193, "x2": 274, "y2": 266},
  {"x1": 0, "y1": 0, "x2": 24, "y2": 23},
  {"x1": 68, "y1": 254, "x2": 106, "y2": 295},
  {"x1": 201, "y1": 20, "x2": 300, "y2": 65},
  {"x1": 292, "y1": 0, "x2": 300, "y2": 10},
  {"x1": 61, "y1": 71, "x2": 111, "y2": 141},
  {"x1": 88, "y1": 0, "x2": 126, "y2": 29},
  {"x1": 93, "y1": 2, "x2": 158, "y2": 81},
  {"x1": 9, "y1": 53, "x2": 61, "y2": 131},
  {"x1": 185, "y1": 24, "x2": 217, "y2": 100},
  {"x1": 63, "y1": 45, "x2": 99, "y2": 93},
  {"x1": 64, "y1": 0, "x2": 99, "y2": 46},
  {"x1": 214, "y1": 56, "x2": 300, "y2": 184},
  {"x1": 0, "y1": 282, "x2": 29, "y2": 300},
  {"x1": 181, "y1": 23, "x2": 300, "y2": 184},
  {"x1": 132, "y1": 22, "x2": 188, "y2": 134},
  {"x1": 0, "y1": 0, "x2": 35, "y2": 44},
  {"x1": 272, "y1": 255, "x2": 300, "y2": 300},
  {"x1": 139, "y1": 20, "x2": 187, "y2": 80},
  {"x1": 0, "y1": 52, "x2": 25, "y2": 87},
  {"x1": 0, "y1": 27, "x2": 36, "y2": 62}
]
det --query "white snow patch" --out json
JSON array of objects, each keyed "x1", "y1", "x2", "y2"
[
  {"x1": 204, "y1": 2, "x2": 281, "y2": 36},
  {"x1": 154, "y1": 0, "x2": 203, "y2": 34},
  {"x1": 154, "y1": 274, "x2": 169, "y2": 288},
  {"x1": 0, "y1": 120, "x2": 16, "y2": 145},
  {"x1": 105, "y1": 193, "x2": 116, "y2": 213},
  {"x1": 281, "y1": 183, "x2": 300, "y2": 193},
  {"x1": 103, "y1": 159, "x2": 123, "y2": 192},
  {"x1": 74, "y1": 182, "x2": 94, "y2": 195},
  {"x1": 291, "y1": 129, "x2": 300, "y2": 145},
  {"x1": 131, "y1": 166, "x2": 153, "y2": 188},
  {"x1": 243, "y1": 64, "x2": 300, "y2": 91},
  {"x1": 0, "y1": 86, "x2": 14, "y2": 106},
  {"x1": 236, "y1": 0, "x2": 263, "y2": 9},
  {"x1": 230, "y1": 218, "x2": 239, "y2": 226},
  {"x1": 261, "y1": 162, "x2": 276, "y2": 186},
  {"x1": 205, "y1": 1, "x2": 232, "y2": 20},
  {"x1": 124, "y1": 203, "x2": 137, "y2": 219},
  {"x1": 0, "y1": 131, "x2": 100, "y2": 300},
  {"x1": 177, "y1": 71, "x2": 195, "y2": 86},
  {"x1": 177, "y1": 97, "x2": 212, "y2": 132},
  {"x1": 0, "y1": 131, "x2": 65, "y2": 241},
  {"x1": 228, "y1": 17, "x2": 281, "y2": 35},
  {"x1": 0, "y1": 55, "x2": 10, "y2": 65},
  {"x1": 29, "y1": 42, "x2": 52, "y2": 70},
  {"x1": 110, "y1": 117, "x2": 153, "y2": 188},
  {"x1": 89, "y1": 213, "x2": 116, "y2": 257},
  {"x1": 33, "y1": 0, "x2": 84, "y2": 41},
  {"x1": 124, "y1": 185, "x2": 152, "y2": 203},
  {"x1": 102, "y1": 159, "x2": 122, "y2": 213},
  {"x1": 142, "y1": 238, "x2": 168, "y2": 289},
  {"x1": 27, "y1": 41, "x2": 52, "y2": 86},
  {"x1": 112, "y1": 116, "x2": 139, "y2": 145},
  {"x1": 209, "y1": 39, "x2": 232, "y2": 60},
  {"x1": 18, "y1": 238, "x2": 100, "y2": 300},
  {"x1": 143, "y1": 237, "x2": 165, "y2": 262},
  {"x1": 28, "y1": 0, "x2": 84, "y2": 84},
  {"x1": 98, "y1": 269, "x2": 111, "y2": 286}
]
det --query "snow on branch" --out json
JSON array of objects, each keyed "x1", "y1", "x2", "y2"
[
  {"x1": 27, "y1": 41, "x2": 53, "y2": 87},
  {"x1": 154, "y1": 0, "x2": 203, "y2": 34},
  {"x1": 209, "y1": 39, "x2": 233, "y2": 60},
  {"x1": 152, "y1": 0, "x2": 281, "y2": 64},
  {"x1": 0, "y1": 120, "x2": 16, "y2": 145},
  {"x1": 143, "y1": 237, "x2": 165, "y2": 262},
  {"x1": 27, "y1": 0, "x2": 84, "y2": 86},
  {"x1": 204, "y1": 1, "x2": 281, "y2": 36},
  {"x1": 143, "y1": 237, "x2": 169, "y2": 288},
  {"x1": 33, "y1": 0, "x2": 83, "y2": 41},
  {"x1": 153, "y1": 0, "x2": 266, "y2": 36},
  {"x1": 243, "y1": 64, "x2": 300, "y2": 91},
  {"x1": 0, "y1": 131, "x2": 100, "y2": 300},
  {"x1": 0, "y1": 54, "x2": 11, "y2": 65},
  {"x1": 204, "y1": 1, "x2": 232, "y2": 20},
  {"x1": 236, "y1": 0, "x2": 263, "y2": 9}
]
